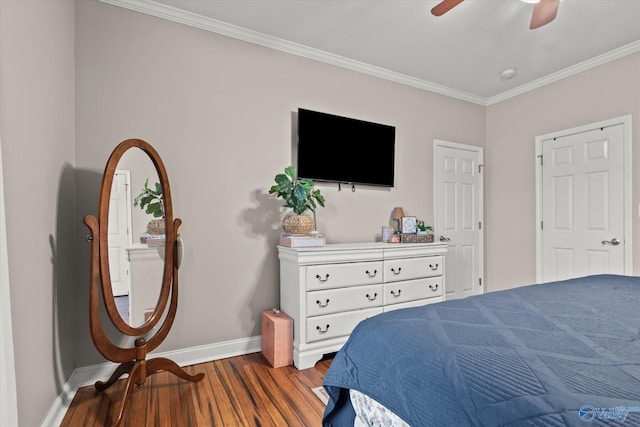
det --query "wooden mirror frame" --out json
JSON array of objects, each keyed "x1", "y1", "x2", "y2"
[{"x1": 84, "y1": 139, "x2": 203, "y2": 426}]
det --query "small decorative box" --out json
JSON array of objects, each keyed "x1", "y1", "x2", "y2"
[
  {"x1": 261, "y1": 309, "x2": 293, "y2": 368},
  {"x1": 279, "y1": 234, "x2": 326, "y2": 248},
  {"x1": 400, "y1": 233, "x2": 434, "y2": 243}
]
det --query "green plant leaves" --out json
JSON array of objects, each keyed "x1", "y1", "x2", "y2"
[
  {"x1": 134, "y1": 178, "x2": 165, "y2": 219},
  {"x1": 284, "y1": 165, "x2": 297, "y2": 180},
  {"x1": 146, "y1": 202, "x2": 163, "y2": 218},
  {"x1": 416, "y1": 220, "x2": 433, "y2": 232},
  {"x1": 269, "y1": 166, "x2": 325, "y2": 215}
]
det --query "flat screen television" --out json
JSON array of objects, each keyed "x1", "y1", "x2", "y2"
[{"x1": 297, "y1": 108, "x2": 395, "y2": 187}]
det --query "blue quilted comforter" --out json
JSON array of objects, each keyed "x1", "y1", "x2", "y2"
[{"x1": 323, "y1": 275, "x2": 640, "y2": 426}]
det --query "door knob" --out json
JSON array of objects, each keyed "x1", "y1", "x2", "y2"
[
  {"x1": 440, "y1": 236, "x2": 450, "y2": 242},
  {"x1": 601, "y1": 238, "x2": 620, "y2": 246}
]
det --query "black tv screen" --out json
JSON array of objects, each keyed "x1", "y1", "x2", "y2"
[{"x1": 297, "y1": 108, "x2": 395, "y2": 187}]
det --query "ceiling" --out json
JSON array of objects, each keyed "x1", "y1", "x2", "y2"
[{"x1": 107, "y1": 0, "x2": 640, "y2": 105}]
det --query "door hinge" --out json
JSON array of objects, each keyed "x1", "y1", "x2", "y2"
[
  {"x1": 479, "y1": 221, "x2": 482, "y2": 230},
  {"x1": 479, "y1": 278, "x2": 482, "y2": 287},
  {"x1": 537, "y1": 154, "x2": 543, "y2": 166},
  {"x1": 541, "y1": 221, "x2": 544, "y2": 230},
  {"x1": 479, "y1": 164, "x2": 484, "y2": 174}
]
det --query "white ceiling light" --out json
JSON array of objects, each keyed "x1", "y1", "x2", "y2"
[
  {"x1": 500, "y1": 67, "x2": 518, "y2": 80},
  {"x1": 520, "y1": 0, "x2": 541, "y2": 4}
]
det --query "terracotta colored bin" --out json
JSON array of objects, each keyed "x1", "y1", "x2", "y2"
[{"x1": 261, "y1": 310, "x2": 293, "y2": 368}]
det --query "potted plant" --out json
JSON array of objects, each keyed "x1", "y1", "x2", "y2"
[
  {"x1": 416, "y1": 220, "x2": 432, "y2": 234},
  {"x1": 269, "y1": 165, "x2": 325, "y2": 234},
  {"x1": 134, "y1": 178, "x2": 165, "y2": 235},
  {"x1": 416, "y1": 220, "x2": 434, "y2": 242}
]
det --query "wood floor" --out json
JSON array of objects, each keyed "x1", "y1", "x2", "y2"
[{"x1": 61, "y1": 353, "x2": 332, "y2": 427}]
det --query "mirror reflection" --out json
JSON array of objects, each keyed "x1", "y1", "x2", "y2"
[{"x1": 107, "y1": 148, "x2": 165, "y2": 327}]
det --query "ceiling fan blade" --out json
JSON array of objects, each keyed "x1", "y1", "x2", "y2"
[
  {"x1": 431, "y1": 0, "x2": 464, "y2": 17},
  {"x1": 529, "y1": 0, "x2": 560, "y2": 29}
]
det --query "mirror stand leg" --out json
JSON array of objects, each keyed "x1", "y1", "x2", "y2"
[
  {"x1": 95, "y1": 361, "x2": 136, "y2": 392},
  {"x1": 94, "y1": 356, "x2": 203, "y2": 426},
  {"x1": 108, "y1": 362, "x2": 143, "y2": 427},
  {"x1": 146, "y1": 357, "x2": 205, "y2": 383}
]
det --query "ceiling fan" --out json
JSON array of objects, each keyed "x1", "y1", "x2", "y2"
[{"x1": 431, "y1": 0, "x2": 560, "y2": 30}]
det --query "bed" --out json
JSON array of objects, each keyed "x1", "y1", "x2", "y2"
[{"x1": 322, "y1": 275, "x2": 640, "y2": 426}]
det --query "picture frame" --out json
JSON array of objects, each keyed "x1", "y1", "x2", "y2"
[{"x1": 400, "y1": 216, "x2": 417, "y2": 234}]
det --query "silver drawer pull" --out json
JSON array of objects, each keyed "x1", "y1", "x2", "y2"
[
  {"x1": 316, "y1": 299, "x2": 330, "y2": 308},
  {"x1": 391, "y1": 267, "x2": 402, "y2": 275},
  {"x1": 315, "y1": 273, "x2": 330, "y2": 282},
  {"x1": 390, "y1": 289, "x2": 402, "y2": 297},
  {"x1": 365, "y1": 269, "x2": 377, "y2": 278},
  {"x1": 316, "y1": 324, "x2": 330, "y2": 334},
  {"x1": 429, "y1": 263, "x2": 439, "y2": 271},
  {"x1": 429, "y1": 284, "x2": 439, "y2": 292},
  {"x1": 366, "y1": 293, "x2": 378, "y2": 301}
]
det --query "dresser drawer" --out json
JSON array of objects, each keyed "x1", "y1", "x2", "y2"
[
  {"x1": 307, "y1": 284, "x2": 383, "y2": 317},
  {"x1": 383, "y1": 256, "x2": 443, "y2": 283},
  {"x1": 306, "y1": 307, "x2": 383, "y2": 343},
  {"x1": 306, "y1": 261, "x2": 383, "y2": 291},
  {"x1": 383, "y1": 277, "x2": 443, "y2": 305}
]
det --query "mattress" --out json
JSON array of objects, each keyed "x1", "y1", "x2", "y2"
[{"x1": 322, "y1": 275, "x2": 640, "y2": 426}]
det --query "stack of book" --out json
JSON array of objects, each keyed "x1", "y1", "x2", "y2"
[
  {"x1": 140, "y1": 233, "x2": 166, "y2": 247},
  {"x1": 279, "y1": 233, "x2": 326, "y2": 248}
]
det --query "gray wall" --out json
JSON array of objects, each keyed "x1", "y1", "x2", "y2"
[
  {"x1": 0, "y1": 1, "x2": 76, "y2": 426},
  {"x1": 73, "y1": 0, "x2": 485, "y2": 366},
  {"x1": 486, "y1": 52, "x2": 640, "y2": 291}
]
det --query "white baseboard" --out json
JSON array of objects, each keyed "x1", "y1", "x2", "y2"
[{"x1": 42, "y1": 335, "x2": 262, "y2": 426}]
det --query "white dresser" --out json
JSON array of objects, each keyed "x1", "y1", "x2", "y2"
[
  {"x1": 126, "y1": 246, "x2": 163, "y2": 326},
  {"x1": 278, "y1": 242, "x2": 448, "y2": 369}
]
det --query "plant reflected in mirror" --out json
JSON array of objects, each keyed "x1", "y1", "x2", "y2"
[
  {"x1": 108, "y1": 149, "x2": 165, "y2": 328},
  {"x1": 134, "y1": 179, "x2": 164, "y2": 218}
]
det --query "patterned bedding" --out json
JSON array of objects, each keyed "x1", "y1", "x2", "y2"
[
  {"x1": 350, "y1": 389, "x2": 409, "y2": 427},
  {"x1": 322, "y1": 275, "x2": 640, "y2": 426}
]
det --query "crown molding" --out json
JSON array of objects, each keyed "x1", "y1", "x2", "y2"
[
  {"x1": 487, "y1": 40, "x2": 640, "y2": 106},
  {"x1": 97, "y1": 0, "x2": 487, "y2": 105},
  {"x1": 99, "y1": 0, "x2": 640, "y2": 108}
]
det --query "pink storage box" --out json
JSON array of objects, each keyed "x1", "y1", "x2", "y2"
[{"x1": 261, "y1": 310, "x2": 293, "y2": 368}]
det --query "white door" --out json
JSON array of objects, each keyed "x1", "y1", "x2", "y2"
[
  {"x1": 108, "y1": 170, "x2": 132, "y2": 296},
  {"x1": 434, "y1": 140, "x2": 484, "y2": 300},
  {"x1": 537, "y1": 121, "x2": 630, "y2": 282}
]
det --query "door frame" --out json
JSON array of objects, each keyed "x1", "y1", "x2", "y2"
[
  {"x1": 110, "y1": 169, "x2": 133, "y2": 296},
  {"x1": 0, "y1": 135, "x2": 18, "y2": 426},
  {"x1": 535, "y1": 115, "x2": 633, "y2": 282},
  {"x1": 114, "y1": 170, "x2": 133, "y2": 247},
  {"x1": 433, "y1": 139, "x2": 484, "y2": 297}
]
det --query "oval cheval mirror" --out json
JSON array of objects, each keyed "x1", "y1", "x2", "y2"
[{"x1": 84, "y1": 139, "x2": 204, "y2": 426}]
